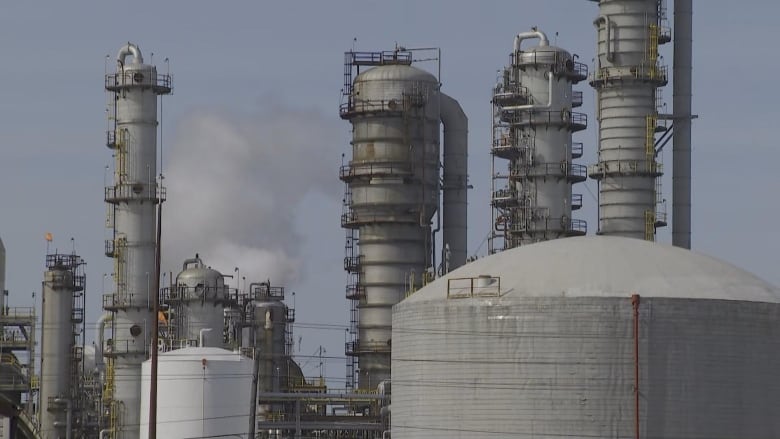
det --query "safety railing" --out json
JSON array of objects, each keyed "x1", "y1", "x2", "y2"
[
  {"x1": 510, "y1": 162, "x2": 587, "y2": 182},
  {"x1": 0, "y1": 307, "x2": 35, "y2": 322},
  {"x1": 345, "y1": 340, "x2": 391, "y2": 355},
  {"x1": 572, "y1": 90, "x2": 584, "y2": 108},
  {"x1": 568, "y1": 218, "x2": 588, "y2": 235},
  {"x1": 492, "y1": 85, "x2": 530, "y2": 106},
  {"x1": 348, "y1": 50, "x2": 413, "y2": 67},
  {"x1": 344, "y1": 256, "x2": 361, "y2": 273},
  {"x1": 346, "y1": 283, "x2": 365, "y2": 300},
  {"x1": 248, "y1": 283, "x2": 285, "y2": 301},
  {"x1": 0, "y1": 329, "x2": 29, "y2": 347},
  {"x1": 490, "y1": 189, "x2": 519, "y2": 208},
  {"x1": 588, "y1": 160, "x2": 663, "y2": 178},
  {"x1": 287, "y1": 376, "x2": 327, "y2": 393},
  {"x1": 340, "y1": 95, "x2": 427, "y2": 118},
  {"x1": 501, "y1": 109, "x2": 588, "y2": 130},
  {"x1": 105, "y1": 184, "x2": 166, "y2": 204},
  {"x1": 103, "y1": 338, "x2": 149, "y2": 357},
  {"x1": 447, "y1": 276, "x2": 501, "y2": 299},
  {"x1": 102, "y1": 294, "x2": 151, "y2": 310},
  {"x1": 105, "y1": 71, "x2": 172, "y2": 94},
  {"x1": 158, "y1": 338, "x2": 198, "y2": 352},
  {"x1": 571, "y1": 142, "x2": 584, "y2": 159},
  {"x1": 286, "y1": 308, "x2": 296, "y2": 323},
  {"x1": 591, "y1": 64, "x2": 668, "y2": 85},
  {"x1": 506, "y1": 217, "x2": 587, "y2": 236},
  {"x1": 339, "y1": 162, "x2": 413, "y2": 181},
  {"x1": 106, "y1": 130, "x2": 117, "y2": 149},
  {"x1": 341, "y1": 210, "x2": 418, "y2": 228},
  {"x1": 159, "y1": 285, "x2": 231, "y2": 303},
  {"x1": 572, "y1": 193, "x2": 583, "y2": 210}
]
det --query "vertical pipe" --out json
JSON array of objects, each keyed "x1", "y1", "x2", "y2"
[
  {"x1": 631, "y1": 294, "x2": 641, "y2": 439},
  {"x1": 673, "y1": 0, "x2": 693, "y2": 249},
  {"x1": 248, "y1": 348, "x2": 260, "y2": 438},
  {"x1": 439, "y1": 93, "x2": 468, "y2": 271},
  {"x1": 148, "y1": 199, "x2": 163, "y2": 439}
]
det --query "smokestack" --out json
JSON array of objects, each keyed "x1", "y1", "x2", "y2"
[{"x1": 673, "y1": 0, "x2": 693, "y2": 249}]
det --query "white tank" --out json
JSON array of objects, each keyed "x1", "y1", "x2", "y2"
[
  {"x1": 392, "y1": 237, "x2": 780, "y2": 438},
  {"x1": 140, "y1": 347, "x2": 252, "y2": 439}
]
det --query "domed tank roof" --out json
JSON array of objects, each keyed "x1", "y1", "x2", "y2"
[
  {"x1": 402, "y1": 236, "x2": 780, "y2": 304},
  {"x1": 176, "y1": 256, "x2": 224, "y2": 287},
  {"x1": 355, "y1": 64, "x2": 438, "y2": 84}
]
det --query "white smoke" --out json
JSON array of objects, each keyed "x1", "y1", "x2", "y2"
[{"x1": 162, "y1": 103, "x2": 342, "y2": 286}]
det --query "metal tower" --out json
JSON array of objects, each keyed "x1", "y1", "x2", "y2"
[
  {"x1": 489, "y1": 30, "x2": 588, "y2": 253},
  {"x1": 340, "y1": 49, "x2": 468, "y2": 390},
  {"x1": 39, "y1": 253, "x2": 86, "y2": 439},
  {"x1": 589, "y1": 0, "x2": 671, "y2": 240},
  {"x1": 102, "y1": 43, "x2": 170, "y2": 439}
]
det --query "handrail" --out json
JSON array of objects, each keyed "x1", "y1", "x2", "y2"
[
  {"x1": 339, "y1": 162, "x2": 413, "y2": 181},
  {"x1": 104, "y1": 184, "x2": 166, "y2": 204},
  {"x1": 447, "y1": 276, "x2": 501, "y2": 299},
  {"x1": 105, "y1": 71, "x2": 172, "y2": 94}
]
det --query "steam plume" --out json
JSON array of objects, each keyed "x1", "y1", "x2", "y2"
[{"x1": 162, "y1": 103, "x2": 342, "y2": 285}]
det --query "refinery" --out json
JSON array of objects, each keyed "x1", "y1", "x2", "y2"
[{"x1": 1, "y1": 1, "x2": 779, "y2": 438}]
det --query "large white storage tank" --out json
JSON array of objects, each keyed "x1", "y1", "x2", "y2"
[
  {"x1": 140, "y1": 347, "x2": 252, "y2": 439},
  {"x1": 392, "y1": 236, "x2": 780, "y2": 438}
]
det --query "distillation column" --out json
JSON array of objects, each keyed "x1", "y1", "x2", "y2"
[
  {"x1": 39, "y1": 261, "x2": 75, "y2": 438},
  {"x1": 103, "y1": 43, "x2": 171, "y2": 438},
  {"x1": 340, "y1": 51, "x2": 441, "y2": 389},
  {"x1": 589, "y1": 0, "x2": 670, "y2": 240},
  {"x1": 489, "y1": 30, "x2": 588, "y2": 253}
]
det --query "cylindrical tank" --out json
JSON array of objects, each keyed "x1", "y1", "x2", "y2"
[
  {"x1": 341, "y1": 58, "x2": 440, "y2": 388},
  {"x1": 103, "y1": 42, "x2": 171, "y2": 439},
  {"x1": 490, "y1": 30, "x2": 587, "y2": 252},
  {"x1": 139, "y1": 347, "x2": 252, "y2": 439},
  {"x1": 166, "y1": 257, "x2": 231, "y2": 348},
  {"x1": 39, "y1": 264, "x2": 74, "y2": 439},
  {"x1": 589, "y1": 0, "x2": 668, "y2": 239},
  {"x1": 392, "y1": 237, "x2": 780, "y2": 438}
]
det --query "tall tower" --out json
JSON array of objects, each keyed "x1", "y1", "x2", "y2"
[
  {"x1": 489, "y1": 30, "x2": 588, "y2": 253},
  {"x1": 103, "y1": 43, "x2": 170, "y2": 438},
  {"x1": 589, "y1": 0, "x2": 671, "y2": 240},
  {"x1": 39, "y1": 253, "x2": 85, "y2": 439},
  {"x1": 340, "y1": 49, "x2": 468, "y2": 390}
]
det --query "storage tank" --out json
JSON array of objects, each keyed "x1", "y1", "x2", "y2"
[
  {"x1": 139, "y1": 347, "x2": 252, "y2": 439},
  {"x1": 489, "y1": 30, "x2": 588, "y2": 252},
  {"x1": 392, "y1": 237, "x2": 780, "y2": 438}
]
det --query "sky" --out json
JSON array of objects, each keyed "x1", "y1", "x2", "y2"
[{"x1": 1, "y1": 1, "x2": 778, "y2": 384}]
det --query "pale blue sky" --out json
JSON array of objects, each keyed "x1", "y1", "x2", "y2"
[{"x1": 1, "y1": 1, "x2": 778, "y2": 381}]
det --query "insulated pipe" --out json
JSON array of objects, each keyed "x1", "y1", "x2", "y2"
[
  {"x1": 513, "y1": 30, "x2": 549, "y2": 51},
  {"x1": 501, "y1": 72, "x2": 555, "y2": 111},
  {"x1": 439, "y1": 93, "x2": 468, "y2": 271},
  {"x1": 673, "y1": 0, "x2": 693, "y2": 249},
  {"x1": 95, "y1": 313, "x2": 113, "y2": 370},
  {"x1": 117, "y1": 43, "x2": 143, "y2": 64}
]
